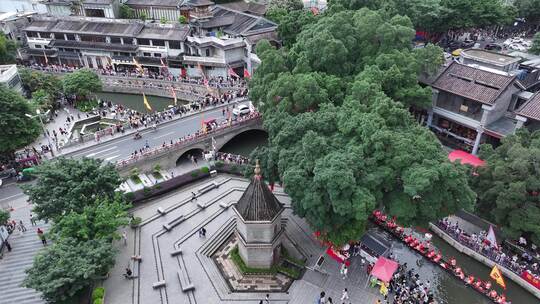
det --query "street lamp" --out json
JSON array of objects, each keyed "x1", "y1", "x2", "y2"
[{"x1": 26, "y1": 109, "x2": 54, "y2": 157}]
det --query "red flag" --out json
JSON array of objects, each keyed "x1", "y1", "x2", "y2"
[
  {"x1": 243, "y1": 68, "x2": 251, "y2": 79},
  {"x1": 170, "y1": 87, "x2": 177, "y2": 106},
  {"x1": 160, "y1": 57, "x2": 166, "y2": 67},
  {"x1": 486, "y1": 225, "x2": 498, "y2": 249},
  {"x1": 181, "y1": 67, "x2": 187, "y2": 78},
  {"x1": 228, "y1": 67, "x2": 239, "y2": 78}
]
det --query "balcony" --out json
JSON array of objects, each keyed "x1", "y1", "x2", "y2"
[
  {"x1": 182, "y1": 55, "x2": 226, "y2": 66},
  {"x1": 187, "y1": 36, "x2": 244, "y2": 48}
]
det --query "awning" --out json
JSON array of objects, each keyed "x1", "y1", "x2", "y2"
[
  {"x1": 370, "y1": 257, "x2": 398, "y2": 283},
  {"x1": 448, "y1": 150, "x2": 485, "y2": 167}
]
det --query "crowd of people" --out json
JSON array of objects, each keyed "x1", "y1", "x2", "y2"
[
  {"x1": 119, "y1": 111, "x2": 261, "y2": 167},
  {"x1": 387, "y1": 264, "x2": 435, "y2": 304},
  {"x1": 25, "y1": 63, "x2": 248, "y2": 89},
  {"x1": 213, "y1": 152, "x2": 249, "y2": 165},
  {"x1": 437, "y1": 218, "x2": 540, "y2": 284}
]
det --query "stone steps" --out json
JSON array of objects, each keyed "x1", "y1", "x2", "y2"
[
  {"x1": 0, "y1": 224, "x2": 49, "y2": 304},
  {"x1": 200, "y1": 217, "x2": 236, "y2": 257}
]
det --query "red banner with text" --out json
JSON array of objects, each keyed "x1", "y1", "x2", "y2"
[{"x1": 521, "y1": 271, "x2": 540, "y2": 290}]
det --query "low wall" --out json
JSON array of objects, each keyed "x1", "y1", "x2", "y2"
[
  {"x1": 429, "y1": 223, "x2": 540, "y2": 299},
  {"x1": 101, "y1": 83, "x2": 197, "y2": 101}
]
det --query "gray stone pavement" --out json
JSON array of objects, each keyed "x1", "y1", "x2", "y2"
[{"x1": 103, "y1": 175, "x2": 383, "y2": 304}]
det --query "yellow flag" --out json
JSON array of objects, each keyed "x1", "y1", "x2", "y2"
[
  {"x1": 143, "y1": 93, "x2": 152, "y2": 111},
  {"x1": 490, "y1": 265, "x2": 506, "y2": 289},
  {"x1": 133, "y1": 57, "x2": 144, "y2": 74}
]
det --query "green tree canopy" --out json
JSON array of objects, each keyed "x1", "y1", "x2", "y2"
[
  {"x1": 119, "y1": 3, "x2": 135, "y2": 19},
  {"x1": 250, "y1": 8, "x2": 474, "y2": 244},
  {"x1": 514, "y1": 0, "x2": 540, "y2": 23},
  {"x1": 23, "y1": 238, "x2": 116, "y2": 303},
  {"x1": 530, "y1": 32, "x2": 540, "y2": 55},
  {"x1": 62, "y1": 68, "x2": 102, "y2": 99},
  {"x1": 19, "y1": 67, "x2": 62, "y2": 101},
  {"x1": 472, "y1": 129, "x2": 540, "y2": 244},
  {"x1": 51, "y1": 195, "x2": 130, "y2": 242},
  {"x1": 0, "y1": 85, "x2": 40, "y2": 154},
  {"x1": 0, "y1": 34, "x2": 17, "y2": 64},
  {"x1": 23, "y1": 158, "x2": 121, "y2": 221}
]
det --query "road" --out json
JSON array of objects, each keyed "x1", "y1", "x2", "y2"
[{"x1": 65, "y1": 101, "x2": 248, "y2": 163}]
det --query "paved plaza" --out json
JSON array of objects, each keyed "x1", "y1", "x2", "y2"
[{"x1": 104, "y1": 175, "x2": 383, "y2": 304}]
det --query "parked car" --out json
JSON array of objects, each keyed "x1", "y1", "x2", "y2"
[
  {"x1": 461, "y1": 39, "x2": 475, "y2": 48},
  {"x1": 233, "y1": 104, "x2": 250, "y2": 116},
  {"x1": 484, "y1": 43, "x2": 503, "y2": 51}
]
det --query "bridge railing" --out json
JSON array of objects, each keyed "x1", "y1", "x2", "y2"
[{"x1": 115, "y1": 112, "x2": 262, "y2": 169}]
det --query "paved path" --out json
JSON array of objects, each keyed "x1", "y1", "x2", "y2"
[
  {"x1": 104, "y1": 175, "x2": 382, "y2": 304},
  {"x1": 0, "y1": 197, "x2": 49, "y2": 304}
]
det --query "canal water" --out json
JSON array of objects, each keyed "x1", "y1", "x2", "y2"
[
  {"x1": 371, "y1": 226, "x2": 538, "y2": 304},
  {"x1": 96, "y1": 91, "x2": 537, "y2": 304}
]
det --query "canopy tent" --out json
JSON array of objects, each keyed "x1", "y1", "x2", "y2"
[
  {"x1": 448, "y1": 150, "x2": 485, "y2": 167},
  {"x1": 370, "y1": 257, "x2": 398, "y2": 283}
]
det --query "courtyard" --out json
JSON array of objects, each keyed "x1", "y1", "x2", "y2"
[{"x1": 103, "y1": 175, "x2": 382, "y2": 304}]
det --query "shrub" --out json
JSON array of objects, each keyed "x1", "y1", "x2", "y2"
[
  {"x1": 230, "y1": 246, "x2": 276, "y2": 274},
  {"x1": 124, "y1": 192, "x2": 135, "y2": 202},
  {"x1": 152, "y1": 171, "x2": 163, "y2": 180},
  {"x1": 230, "y1": 165, "x2": 238, "y2": 172},
  {"x1": 0, "y1": 208, "x2": 10, "y2": 226},
  {"x1": 94, "y1": 299, "x2": 103, "y2": 304},
  {"x1": 154, "y1": 184, "x2": 162, "y2": 190},
  {"x1": 142, "y1": 187, "x2": 152, "y2": 196},
  {"x1": 215, "y1": 161, "x2": 224, "y2": 168},
  {"x1": 153, "y1": 164, "x2": 161, "y2": 172},
  {"x1": 130, "y1": 216, "x2": 142, "y2": 227},
  {"x1": 191, "y1": 171, "x2": 199, "y2": 178},
  {"x1": 200, "y1": 166, "x2": 210, "y2": 174},
  {"x1": 92, "y1": 287, "x2": 104, "y2": 301}
]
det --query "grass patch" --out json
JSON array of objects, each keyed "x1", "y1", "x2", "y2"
[
  {"x1": 282, "y1": 248, "x2": 306, "y2": 267},
  {"x1": 152, "y1": 171, "x2": 163, "y2": 180},
  {"x1": 75, "y1": 99, "x2": 98, "y2": 112},
  {"x1": 230, "y1": 246, "x2": 277, "y2": 274},
  {"x1": 277, "y1": 265, "x2": 301, "y2": 279},
  {"x1": 131, "y1": 175, "x2": 142, "y2": 184}
]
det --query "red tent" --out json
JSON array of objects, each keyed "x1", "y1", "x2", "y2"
[
  {"x1": 448, "y1": 150, "x2": 485, "y2": 167},
  {"x1": 370, "y1": 257, "x2": 398, "y2": 283}
]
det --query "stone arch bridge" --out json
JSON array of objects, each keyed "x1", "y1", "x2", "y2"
[{"x1": 115, "y1": 115, "x2": 264, "y2": 176}]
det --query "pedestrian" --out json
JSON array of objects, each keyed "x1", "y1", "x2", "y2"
[
  {"x1": 37, "y1": 228, "x2": 47, "y2": 246},
  {"x1": 327, "y1": 297, "x2": 333, "y2": 304},
  {"x1": 341, "y1": 288, "x2": 349, "y2": 301},
  {"x1": 194, "y1": 156, "x2": 198, "y2": 165},
  {"x1": 265, "y1": 293, "x2": 269, "y2": 303},
  {"x1": 124, "y1": 267, "x2": 133, "y2": 279},
  {"x1": 201, "y1": 227, "x2": 207, "y2": 237},
  {"x1": 171, "y1": 171, "x2": 174, "y2": 178},
  {"x1": 5, "y1": 240, "x2": 11, "y2": 252},
  {"x1": 342, "y1": 264, "x2": 348, "y2": 279},
  {"x1": 122, "y1": 231, "x2": 128, "y2": 246},
  {"x1": 198, "y1": 227, "x2": 203, "y2": 238},
  {"x1": 19, "y1": 220, "x2": 27, "y2": 232},
  {"x1": 191, "y1": 191, "x2": 197, "y2": 201},
  {"x1": 319, "y1": 291, "x2": 326, "y2": 304},
  {"x1": 30, "y1": 214, "x2": 37, "y2": 226}
]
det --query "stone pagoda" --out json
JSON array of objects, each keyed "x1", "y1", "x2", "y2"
[{"x1": 233, "y1": 160, "x2": 285, "y2": 268}]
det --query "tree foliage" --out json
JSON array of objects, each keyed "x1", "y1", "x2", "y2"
[
  {"x1": 0, "y1": 34, "x2": 17, "y2": 64},
  {"x1": 530, "y1": 32, "x2": 540, "y2": 55},
  {"x1": 23, "y1": 158, "x2": 121, "y2": 221},
  {"x1": 62, "y1": 68, "x2": 102, "y2": 99},
  {"x1": 472, "y1": 130, "x2": 540, "y2": 244},
  {"x1": 23, "y1": 238, "x2": 116, "y2": 303},
  {"x1": 250, "y1": 8, "x2": 475, "y2": 244},
  {"x1": 119, "y1": 3, "x2": 135, "y2": 19},
  {"x1": 514, "y1": 0, "x2": 540, "y2": 24},
  {"x1": 0, "y1": 85, "x2": 40, "y2": 154},
  {"x1": 51, "y1": 195, "x2": 130, "y2": 242},
  {"x1": 19, "y1": 67, "x2": 62, "y2": 100},
  {"x1": 0, "y1": 208, "x2": 9, "y2": 226},
  {"x1": 329, "y1": 0, "x2": 515, "y2": 32}
]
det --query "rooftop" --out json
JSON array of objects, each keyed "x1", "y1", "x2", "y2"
[
  {"x1": 461, "y1": 49, "x2": 521, "y2": 67},
  {"x1": 432, "y1": 62, "x2": 517, "y2": 105},
  {"x1": 25, "y1": 16, "x2": 145, "y2": 36},
  {"x1": 234, "y1": 166, "x2": 283, "y2": 222},
  {"x1": 517, "y1": 92, "x2": 540, "y2": 122},
  {"x1": 209, "y1": 5, "x2": 276, "y2": 36},
  {"x1": 219, "y1": 0, "x2": 267, "y2": 16},
  {"x1": 125, "y1": 0, "x2": 181, "y2": 6},
  {"x1": 136, "y1": 24, "x2": 189, "y2": 40}
]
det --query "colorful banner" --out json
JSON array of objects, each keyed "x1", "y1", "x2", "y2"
[{"x1": 521, "y1": 271, "x2": 540, "y2": 290}]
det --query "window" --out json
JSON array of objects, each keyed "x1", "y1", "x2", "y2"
[
  {"x1": 110, "y1": 37, "x2": 122, "y2": 44},
  {"x1": 152, "y1": 40, "x2": 165, "y2": 47},
  {"x1": 38, "y1": 32, "x2": 51, "y2": 38},
  {"x1": 26, "y1": 31, "x2": 38, "y2": 38},
  {"x1": 53, "y1": 33, "x2": 65, "y2": 40},
  {"x1": 138, "y1": 38, "x2": 151, "y2": 46},
  {"x1": 34, "y1": 44, "x2": 42, "y2": 49},
  {"x1": 143, "y1": 52, "x2": 151, "y2": 57},
  {"x1": 80, "y1": 35, "x2": 106, "y2": 43},
  {"x1": 169, "y1": 40, "x2": 181, "y2": 49},
  {"x1": 154, "y1": 53, "x2": 161, "y2": 57},
  {"x1": 205, "y1": 49, "x2": 210, "y2": 57},
  {"x1": 65, "y1": 34, "x2": 75, "y2": 41}
]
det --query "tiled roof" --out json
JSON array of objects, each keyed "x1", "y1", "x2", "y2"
[
  {"x1": 517, "y1": 92, "x2": 540, "y2": 121},
  {"x1": 210, "y1": 6, "x2": 276, "y2": 36},
  {"x1": 137, "y1": 24, "x2": 189, "y2": 40},
  {"x1": 432, "y1": 62, "x2": 516, "y2": 105},
  {"x1": 234, "y1": 175, "x2": 283, "y2": 222},
  {"x1": 126, "y1": 0, "x2": 180, "y2": 6}
]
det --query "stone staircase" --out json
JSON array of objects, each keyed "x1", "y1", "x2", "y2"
[{"x1": 0, "y1": 221, "x2": 49, "y2": 304}]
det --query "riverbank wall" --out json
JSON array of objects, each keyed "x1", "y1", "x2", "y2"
[{"x1": 429, "y1": 223, "x2": 540, "y2": 299}]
